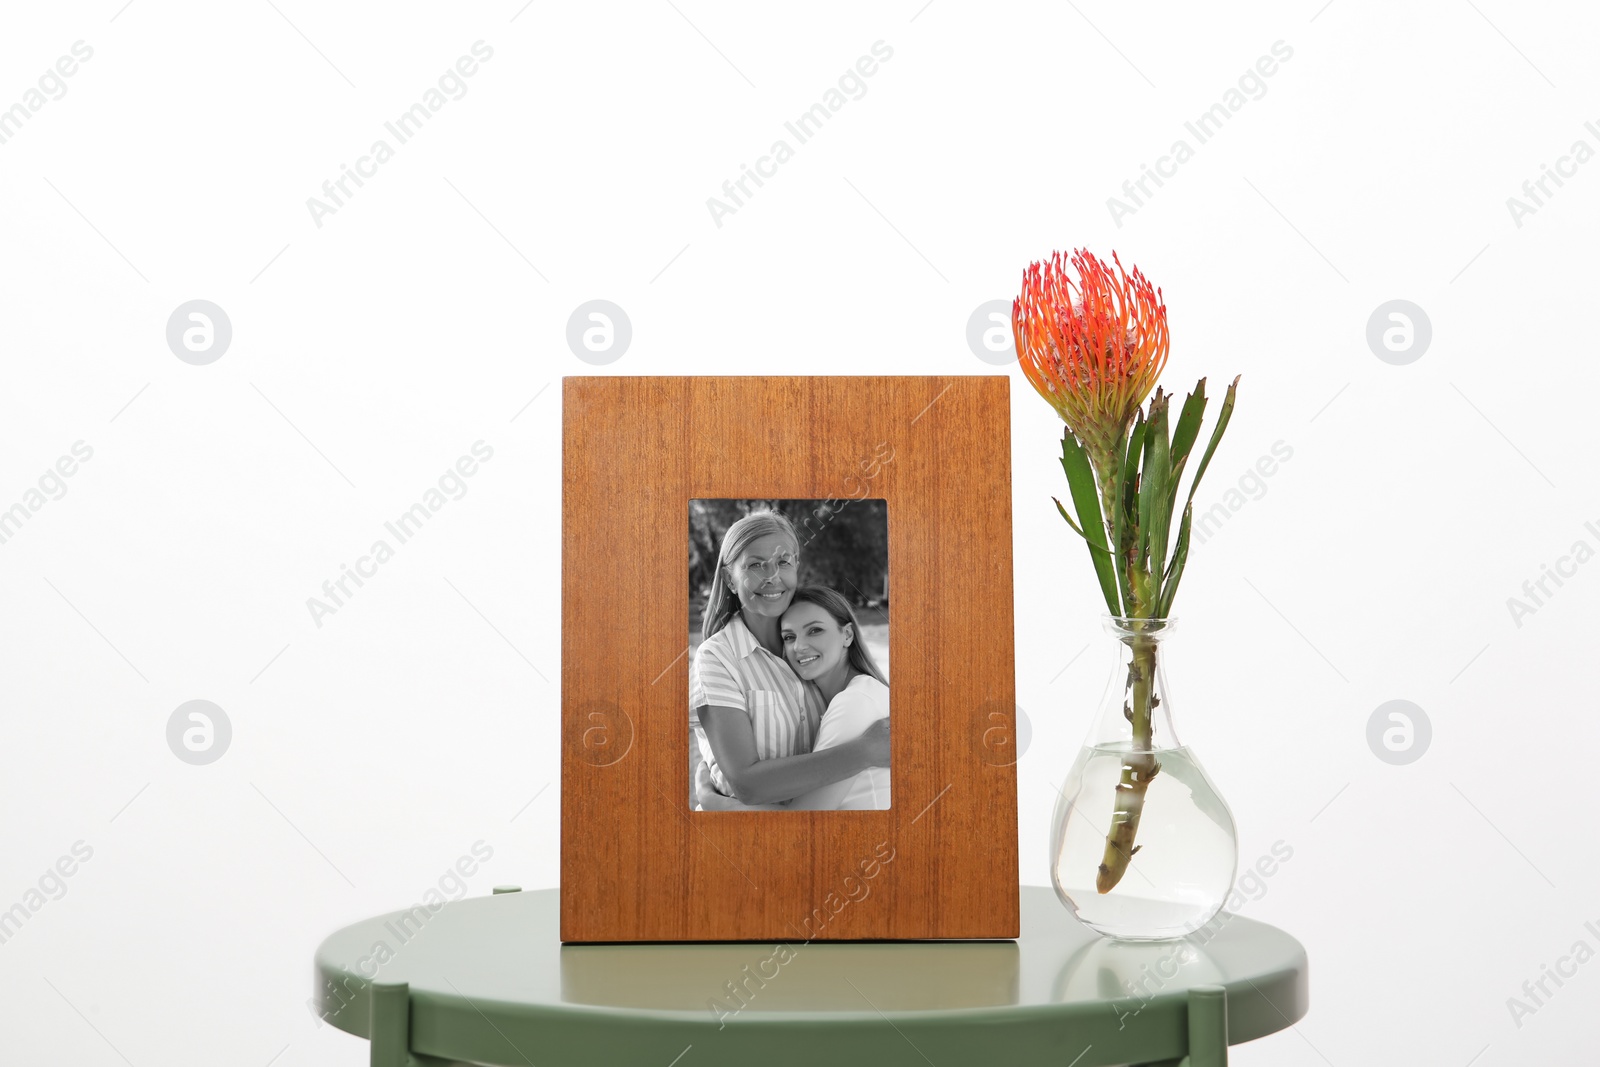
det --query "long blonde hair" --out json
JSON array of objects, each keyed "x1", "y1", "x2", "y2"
[{"x1": 701, "y1": 510, "x2": 801, "y2": 643}]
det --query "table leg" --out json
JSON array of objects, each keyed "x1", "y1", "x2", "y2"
[
  {"x1": 370, "y1": 981, "x2": 456, "y2": 1067},
  {"x1": 1185, "y1": 984, "x2": 1228, "y2": 1067},
  {"x1": 1131, "y1": 985, "x2": 1229, "y2": 1067},
  {"x1": 370, "y1": 981, "x2": 410, "y2": 1067}
]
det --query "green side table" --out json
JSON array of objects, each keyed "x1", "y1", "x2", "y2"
[{"x1": 313, "y1": 885, "x2": 1307, "y2": 1067}]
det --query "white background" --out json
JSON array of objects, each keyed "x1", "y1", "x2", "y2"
[{"x1": 3, "y1": 1, "x2": 1598, "y2": 1064}]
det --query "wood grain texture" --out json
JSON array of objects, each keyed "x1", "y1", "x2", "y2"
[{"x1": 561, "y1": 376, "x2": 1017, "y2": 942}]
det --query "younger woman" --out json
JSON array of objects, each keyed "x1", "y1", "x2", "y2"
[{"x1": 781, "y1": 586, "x2": 890, "y2": 811}]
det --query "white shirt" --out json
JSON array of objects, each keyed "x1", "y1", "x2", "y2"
[
  {"x1": 689, "y1": 616, "x2": 825, "y2": 795},
  {"x1": 788, "y1": 674, "x2": 890, "y2": 811}
]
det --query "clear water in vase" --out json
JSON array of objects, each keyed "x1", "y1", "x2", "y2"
[
  {"x1": 1051, "y1": 741, "x2": 1237, "y2": 940},
  {"x1": 1048, "y1": 617, "x2": 1238, "y2": 941}
]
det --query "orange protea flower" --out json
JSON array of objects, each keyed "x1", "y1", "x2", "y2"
[{"x1": 1012, "y1": 249, "x2": 1170, "y2": 468}]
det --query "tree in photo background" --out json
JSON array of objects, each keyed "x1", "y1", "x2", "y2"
[{"x1": 689, "y1": 499, "x2": 888, "y2": 623}]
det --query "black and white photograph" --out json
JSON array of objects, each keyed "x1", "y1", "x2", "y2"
[{"x1": 688, "y1": 499, "x2": 890, "y2": 811}]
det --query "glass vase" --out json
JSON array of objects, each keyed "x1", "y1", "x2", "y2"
[{"x1": 1049, "y1": 616, "x2": 1238, "y2": 940}]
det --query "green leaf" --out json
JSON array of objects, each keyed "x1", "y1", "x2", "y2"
[
  {"x1": 1137, "y1": 391, "x2": 1172, "y2": 587},
  {"x1": 1058, "y1": 431, "x2": 1121, "y2": 616},
  {"x1": 1120, "y1": 412, "x2": 1146, "y2": 529},
  {"x1": 1158, "y1": 502, "x2": 1193, "y2": 616},
  {"x1": 1054, "y1": 497, "x2": 1119, "y2": 563},
  {"x1": 1112, "y1": 415, "x2": 1146, "y2": 615},
  {"x1": 1180, "y1": 374, "x2": 1241, "y2": 515},
  {"x1": 1053, "y1": 495, "x2": 1087, "y2": 538},
  {"x1": 1166, "y1": 379, "x2": 1208, "y2": 510}
]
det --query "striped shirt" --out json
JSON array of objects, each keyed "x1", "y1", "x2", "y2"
[{"x1": 690, "y1": 615, "x2": 825, "y2": 795}]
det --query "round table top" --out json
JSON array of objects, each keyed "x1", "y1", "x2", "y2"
[{"x1": 314, "y1": 885, "x2": 1308, "y2": 1067}]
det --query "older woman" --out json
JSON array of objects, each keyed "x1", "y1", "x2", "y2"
[{"x1": 690, "y1": 510, "x2": 888, "y2": 807}]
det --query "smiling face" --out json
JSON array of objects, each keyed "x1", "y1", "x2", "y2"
[
  {"x1": 724, "y1": 532, "x2": 799, "y2": 619},
  {"x1": 781, "y1": 601, "x2": 854, "y2": 682}
]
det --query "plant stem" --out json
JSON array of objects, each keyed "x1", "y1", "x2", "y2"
[
  {"x1": 1096, "y1": 631, "x2": 1163, "y2": 893},
  {"x1": 1094, "y1": 443, "x2": 1121, "y2": 547}
]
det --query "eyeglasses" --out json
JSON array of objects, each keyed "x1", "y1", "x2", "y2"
[{"x1": 739, "y1": 554, "x2": 795, "y2": 578}]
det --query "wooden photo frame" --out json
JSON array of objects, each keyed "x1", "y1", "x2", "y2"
[{"x1": 561, "y1": 376, "x2": 1018, "y2": 942}]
